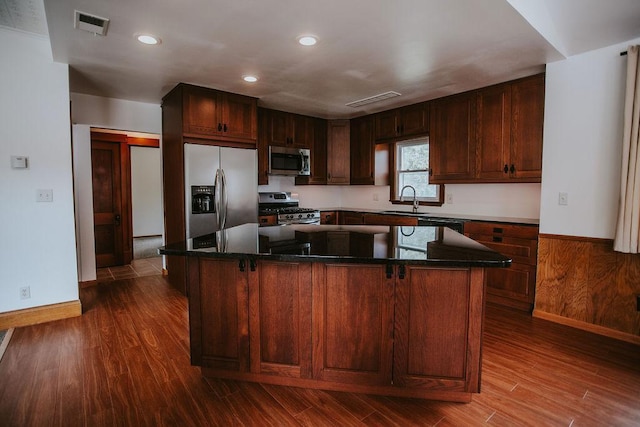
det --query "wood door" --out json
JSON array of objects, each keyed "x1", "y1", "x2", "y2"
[
  {"x1": 222, "y1": 92, "x2": 257, "y2": 142},
  {"x1": 510, "y1": 74, "x2": 544, "y2": 180},
  {"x1": 350, "y1": 116, "x2": 375, "y2": 185},
  {"x1": 398, "y1": 102, "x2": 429, "y2": 138},
  {"x1": 266, "y1": 109, "x2": 290, "y2": 146},
  {"x1": 188, "y1": 258, "x2": 250, "y2": 371},
  {"x1": 394, "y1": 267, "x2": 484, "y2": 392},
  {"x1": 249, "y1": 261, "x2": 313, "y2": 379},
  {"x1": 312, "y1": 263, "x2": 394, "y2": 386},
  {"x1": 326, "y1": 120, "x2": 350, "y2": 184},
  {"x1": 374, "y1": 110, "x2": 399, "y2": 141},
  {"x1": 183, "y1": 86, "x2": 222, "y2": 136},
  {"x1": 292, "y1": 114, "x2": 313, "y2": 148},
  {"x1": 429, "y1": 92, "x2": 476, "y2": 183},
  {"x1": 476, "y1": 84, "x2": 512, "y2": 180},
  {"x1": 91, "y1": 140, "x2": 124, "y2": 267}
]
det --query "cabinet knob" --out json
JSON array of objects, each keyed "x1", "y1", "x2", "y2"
[
  {"x1": 503, "y1": 164, "x2": 509, "y2": 173},
  {"x1": 223, "y1": 123, "x2": 228, "y2": 132},
  {"x1": 510, "y1": 164, "x2": 515, "y2": 174},
  {"x1": 217, "y1": 123, "x2": 223, "y2": 132}
]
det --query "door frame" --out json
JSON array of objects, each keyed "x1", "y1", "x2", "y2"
[{"x1": 90, "y1": 131, "x2": 160, "y2": 267}]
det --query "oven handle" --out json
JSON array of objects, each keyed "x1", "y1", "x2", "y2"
[{"x1": 279, "y1": 218, "x2": 320, "y2": 225}]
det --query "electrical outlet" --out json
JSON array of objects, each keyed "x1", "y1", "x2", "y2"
[
  {"x1": 446, "y1": 193, "x2": 453, "y2": 204},
  {"x1": 20, "y1": 286, "x2": 31, "y2": 300},
  {"x1": 36, "y1": 189, "x2": 53, "y2": 202},
  {"x1": 373, "y1": 193, "x2": 379, "y2": 201}
]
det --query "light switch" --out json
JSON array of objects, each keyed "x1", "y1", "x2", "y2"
[
  {"x1": 11, "y1": 156, "x2": 28, "y2": 169},
  {"x1": 558, "y1": 192, "x2": 568, "y2": 206}
]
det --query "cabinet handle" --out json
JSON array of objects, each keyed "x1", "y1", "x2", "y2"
[
  {"x1": 398, "y1": 265, "x2": 406, "y2": 280},
  {"x1": 218, "y1": 123, "x2": 223, "y2": 132},
  {"x1": 386, "y1": 264, "x2": 393, "y2": 279},
  {"x1": 504, "y1": 164, "x2": 509, "y2": 173},
  {"x1": 223, "y1": 123, "x2": 228, "y2": 132},
  {"x1": 239, "y1": 259, "x2": 246, "y2": 272},
  {"x1": 493, "y1": 236, "x2": 503, "y2": 243},
  {"x1": 396, "y1": 125, "x2": 401, "y2": 135},
  {"x1": 250, "y1": 259, "x2": 256, "y2": 272},
  {"x1": 510, "y1": 164, "x2": 515, "y2": 174}
]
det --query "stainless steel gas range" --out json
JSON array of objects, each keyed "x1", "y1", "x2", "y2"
[{"x1": 258, "y1": 192, "x2": 321, "y2": 225}]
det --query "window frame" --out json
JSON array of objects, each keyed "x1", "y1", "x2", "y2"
[{"x1": 390, "y1": 137, "x2": 444, "y2": 207}]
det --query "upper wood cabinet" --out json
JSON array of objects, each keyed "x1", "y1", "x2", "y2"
[
  {"x1": 180, "y1": 84, "x2": 257, "y2": 143},
  {"x1": 374, "y1": 102, "x2": 429, "y2": 142},
  {"x1": 295, "y1": 117, "x2": 328, "y2": 185},
  {"x1": 350, "y1": 116, "x2": 375, "y2": 185},
  {"x1": 509, "y1": 74, "x2": 545, "y2": 180},
  {"x1": 262, "y1": 108, "x2": 314, "y2": 148},
  {"x1": 476, "y1": 74, "x2": 544, "y2": 182},
  {"x1": 431, "y1": 73, "x2": 545, "y2": 184},
  {"x1": 429, "y1": 91, "x2": 477, "y2": 183},
  {"x1": 327, "y1": 120, "x2": 350, "y2": 185}
]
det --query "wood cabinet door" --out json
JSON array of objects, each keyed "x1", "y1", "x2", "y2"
[
  {"x1": 510, "y1": 74, "x2": 544, "y2": 180},
  {"x1": 476, "y1": 84, "x2": 512, "y2": 180},
  {"x1": 327, "y1": 120, "x2": 350, "y2": 184},
  {"x1": 374, "y1": 110, "x2": 399, "y2": 141},
  {"x1": 183, "y1": 87, "x2": 223, "y2": 136},
  {"x1": 188, "y1": 258, "x2": 250, "y2": 372},
  {"x1": 312, "y1": 263, "x2": 395, "y2": 386},
  {"x1": 266, "y1": 109, "x2": 290, "y2": 146},
  {"x1": 340, "y1": 212, "x2": 365, "y2": 225},
  {"x1": 350, "y1": 116, "x2": 375, "y2": 185},
  {"x1": 394, "y1": 267, "x2": 484, "y2": 392},
  {"x1": 484, "y1": 263, "x2": 536, "y2": 310},
  {"x1": 399, "y1": 103, "x2": 429, "y2": 137},
  {"x1": 249, "y1": 261, "x2": 313, "y2": 379},
  {"x1": 292, "y1": 114, "x2": 314, "y2": 148},
  {"x1": 222, "y1": 92, "x2": 257, "y2": 142},
  {"x1": 429, "y1": 92, "x2": 476, "y2": 183}
]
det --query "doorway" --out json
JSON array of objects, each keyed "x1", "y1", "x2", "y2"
[{"x1": 90, "y1": 130, "x2": 160, "y2": 270}]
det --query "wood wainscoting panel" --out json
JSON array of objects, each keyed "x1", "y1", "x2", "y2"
[{"x1": 535, "y1": 234, "x2": 640, "y2": 343}]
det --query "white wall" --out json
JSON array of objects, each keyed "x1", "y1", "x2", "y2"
[
  {"x1": 71, "y1": 94, "x2": 162, "y2": 282},
  {"x1": 539, "y1": 37, "x2": 640, "y2": 238},
  {"x1": 0, "y1": 28, "x2": 78, "y2": 312},
  {"x1": 131, "y1": 146, "x2": 163, "y2": 237},
  {"x1": 260, "y1": 176, "x2": 541, "y2": 219}
]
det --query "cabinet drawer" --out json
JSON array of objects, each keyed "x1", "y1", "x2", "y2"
[
  {"x1": 258, "y1": 215, "x2": 278, "y2": 227},
  {"x1": 363, "y1": 213, "x2": 418, "y2": 226},
  {"x1": 485, "y1": 263, "x2": 536, "y2": 306},
  {"x1": 464, "y1": 222, "x2": 538, "y2": 239}
]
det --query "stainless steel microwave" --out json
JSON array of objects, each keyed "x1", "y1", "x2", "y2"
[{"x1": 268, "y1": 146, "x2": 310, "y2": 176}]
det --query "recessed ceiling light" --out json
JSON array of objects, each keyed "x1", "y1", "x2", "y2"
[
  {"x1": 136, "y1": 34, "x2": 161, "y2": 45},
  {"x1": 243, "y1": 76, "x2": 258, "y2": 83},
  {"x1": 298, "y1": 35, "x2": 317, "y2": 46}
]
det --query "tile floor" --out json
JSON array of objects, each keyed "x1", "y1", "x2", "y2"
[{"x1": 96, "y1": 256, "x2": 163, "y2": 282}]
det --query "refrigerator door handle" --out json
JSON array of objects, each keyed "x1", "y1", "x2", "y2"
[
  {"x1": 214, "y1": 168, "x2": 222, "y2": 227},
  {"x1": 220, "y1": 168, "x2": 228, "y2": 229}
]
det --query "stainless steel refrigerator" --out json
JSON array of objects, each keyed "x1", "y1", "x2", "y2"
[{"x1": 184, "y1": 144, "x2": 258, "y2": 238}]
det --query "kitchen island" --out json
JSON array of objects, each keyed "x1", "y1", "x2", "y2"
[{"x1": 160, "y1": 223, "x2": 511, "y2": 402}]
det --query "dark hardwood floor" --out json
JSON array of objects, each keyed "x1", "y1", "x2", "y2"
[{"x1": 0, "y1": 273, "x2": 638, "y2": 426}]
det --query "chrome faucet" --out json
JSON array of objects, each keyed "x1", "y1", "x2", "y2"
[{"x1": 400, "y1": 185, "x2": 419, "y2": 213}]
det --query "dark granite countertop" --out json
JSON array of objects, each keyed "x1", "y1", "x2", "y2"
[
  {"x1": 316, "y1": 207, "x2": 539, "y2": 226},
  {"x1": 159, "y1": 223, "x2": 511, "y2": 268}
]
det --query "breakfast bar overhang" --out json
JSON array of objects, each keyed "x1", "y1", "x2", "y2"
[{"x1": 160, "y1": 223, "x2": 511, "y2": 403}]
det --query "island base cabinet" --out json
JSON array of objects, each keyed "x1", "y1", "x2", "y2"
[
  {"x1": 312, "y1": 264, "x2": 395, "y2": 386},
  {"x1": 188, "y1": 258, "x2": 250, "y2": 372},
  {"x1": 248, "y1": 260, "x2": 313, "y2": 379},
  {"x1": 394, "y1": 267, "x2": 485, "y2": 393},
  {"x1": 191, "y1": 258, "x2": 487, "y2": 402}
]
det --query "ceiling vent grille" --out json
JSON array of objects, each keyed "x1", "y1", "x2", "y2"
[
  {"x1": 74, "y1": 10, "x2": 109, "y2": 36},
  {"x1": 345, "y1": 91, "x2": 401, "y2": 108}
]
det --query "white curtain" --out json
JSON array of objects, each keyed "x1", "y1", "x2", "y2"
[{"x1": 614, "y1": 45, "x2": 640, "y2": 253}]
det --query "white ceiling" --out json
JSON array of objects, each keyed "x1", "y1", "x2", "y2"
[{"x1": 3, "y1": 0, "x2": 640, "y2": 118}]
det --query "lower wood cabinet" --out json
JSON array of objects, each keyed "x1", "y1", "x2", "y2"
[
  {"x1": 189, "y1": 257, "x2": 485, "y2": 401},
  {"x1": 464, "y1": 221, "x2": 539, "y2": 312}
]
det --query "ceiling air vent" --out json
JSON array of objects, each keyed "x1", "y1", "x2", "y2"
[
  {"x1": 74, "y1": 10, "x2": 110, "y2": 36},
  {"x1": 345, "y1": 91, "x2": 401, "y2": 108}
]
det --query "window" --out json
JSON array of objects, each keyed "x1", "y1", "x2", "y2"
[{"x1": 392, "y1": 138, "x2": 442, "y2": 205}]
